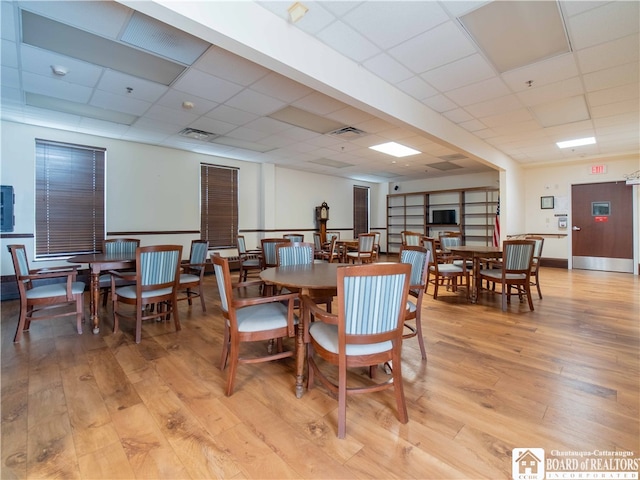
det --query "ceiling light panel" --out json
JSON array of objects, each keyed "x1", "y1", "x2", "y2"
[
  {"x1": 556, "y1": 137, "x2": 596, "y2": 148},
  {"x1": 459, "y1": 1, "x2": 571, "y2": 73},
  {"x1": 369, "y1": 142, "x2": 420, "y2": 157},
  {"x1": 21, "y1": 10, "x2": 186, "y2": 86},
  {"x1": 121, "y1": 11, "x2": 210, "y2": 65}
]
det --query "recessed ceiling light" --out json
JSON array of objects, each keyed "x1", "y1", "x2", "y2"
[
  {"x1": 288, "y1": 2, "x2": 308, "y2": 23},
  {"x1": 369, "y1": 142, "x2": 420, "y2": 158},
  {"x1": 556, "y1": 137, "x2": 596, "y2": 149}
]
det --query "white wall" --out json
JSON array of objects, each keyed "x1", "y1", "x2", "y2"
[
  {"x1": 522, "y1": 156, "x2": 640, "y2": 262},
  {"x1": 0, "y1": 121, "x2": 377, "y2": 275}
]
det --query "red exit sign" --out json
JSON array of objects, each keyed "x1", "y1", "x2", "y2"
[{"x1": 591, "y1": 164, "x2": 607, "y2": 174}]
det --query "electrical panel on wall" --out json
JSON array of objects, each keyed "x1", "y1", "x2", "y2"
[{"x1": 1, "y1": 185, "x2": 15, "y2": 232}]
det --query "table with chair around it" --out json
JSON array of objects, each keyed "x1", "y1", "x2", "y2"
[
  {"x1": 67, "y1": 252, "x2": 136, "y2": 333},
  {"x1": 449, "y1": 245, "x2": 502, "y2": 303},
  {"x1": 259, "y1": 262, "x2": 347, "y2": 398}
]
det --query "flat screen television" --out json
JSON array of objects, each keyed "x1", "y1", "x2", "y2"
[{"x1": 432, "y1": 209, "x2": 456, "y2": 225}]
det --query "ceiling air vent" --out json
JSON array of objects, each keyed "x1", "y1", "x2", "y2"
[
  {"x1": 328, "y1": 126, "x2": 367, "y2": 138},
  {"x1": 179, "y1": 128, "x2": 219, "y2": 141}
]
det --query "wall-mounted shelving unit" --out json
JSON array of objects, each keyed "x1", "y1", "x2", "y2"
[{"x1": 387, "y1": 186, "x2": 499, "y2": 254}]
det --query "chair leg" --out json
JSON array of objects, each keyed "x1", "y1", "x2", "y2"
[
  {"x1": 135, "y1": 302, "x2": 143, "y2": 344},
  {"x1": 391, "y1": 347, "x2": 409, "y2": 424},
  {"x1": 414, "y1": 313, "x2": 427, "y2": 360},
  {"x1": 337, "y1": 363, "x2": 348, "y2": 439},
  {"x1": 13, "y1": 299, "x2": 28, "y2": 343},
  {"x1": 220, "y1": 323, "x2": 230, "y2": 370},
  {"x1": 535, "y1": 272, "x2": 542, "y2": 299},
  {"x1": 225, "y1": 337, "x2": 240, "y2": 396},
  {"x1": 199, "y1": 285, "x2": 206, "y2": 312},
  {"x1": 525, "y1": 285, "x2": 535, "y2": 311},
  {"x1": 171, "y1": 296, "x2": 181, "y2": 332},
  {"x1": 75, "y1": 293, "x2": 84, "y2": 334}
]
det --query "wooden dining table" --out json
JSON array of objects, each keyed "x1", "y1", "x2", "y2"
[
  {"x1": 260, "y1": 262, "x2": 347, "y2": 398},
  {"x1": 449, "y1": 245, "x2": 502, "y2": 303},
  {"x1": 67, "y1": 253, "x2": 135, "y2": 334}
]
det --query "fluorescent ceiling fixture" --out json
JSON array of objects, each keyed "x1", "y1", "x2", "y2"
[
  {"x1": 121, "y1": 11, "x2": 210, "y2": 65},
  {"x1": 459, "y1": 2, "x2": 570, "y2": 73},
  {"x1": 369, "y1": 142, "x2": 420, "y2": 158},
  {"x1": 26, "y1": 92, "x2": 137, "y2": 125},
  {"x1": 268, "y1": 106, "x2": 344, "y2": 134},
  {"x1": 21, "y1": 10, "x2": 186, "y2": 85},
  {"x1": 556, "y1": 137, "x2": 596, "y2": 149}
]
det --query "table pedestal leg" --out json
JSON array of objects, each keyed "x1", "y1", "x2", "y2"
[
  {"x1": 90, "y1": 269, "x2": 101, "y2": 334},
  {"x1": 470, "y1": 257, "x2": 479, "y2": 303}
]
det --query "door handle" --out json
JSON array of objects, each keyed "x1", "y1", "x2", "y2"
[{"x1": 572, "y1": 226, "x2": 581, "y2": 231}]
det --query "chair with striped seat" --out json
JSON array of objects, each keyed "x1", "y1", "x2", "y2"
[
  {"x1": 283, "y1": 233, "x2": 305, "y2": 243},
  {"x1": 423, "y1": 237, "x2": 469, "y2": 300},
  {"x1": 237, "y1": 235, "x2": 262, "y2": 282},
  {"x1": 212, "y1": 253, "x2": 298, "y2": 396},
  {"x1": 111, "y1": 244, "x2": 183, "y2": 343},
  {"x1": 99, "y1": 238, "x2": 140, "y2": 307},
  {"x1": 177, "y1": 239, "x2": 209, "y2": 312},
  {"x1": 399, "y1": 245, "x2": 431, "y2": 360},
  {"x1": 346, "y1": 233, "x2": 376, "y2": 264},
  {"x1": 260, "y1": 238, "x2": 291, "y2": 269},
  {"x1": 302, "y1": 262, "x2": 411, "y2": 438},
  {"x1": 8, "y1": 244, "x2": 85, "y2": 343},
  {"x1": 478, "y1": 239, "x2": 535, "y2": 311}
]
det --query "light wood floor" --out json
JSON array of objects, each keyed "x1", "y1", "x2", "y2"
[{"x1": 1, "y1": 266, "x2": 638, "y2": 479}]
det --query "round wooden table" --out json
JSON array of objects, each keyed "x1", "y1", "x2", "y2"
[
  {"x1": 449, "y1": 246, "x2": 502, "y2": 303},
  {"x1": 260, "y1": 263, "x2": 347, "y2": 397}
]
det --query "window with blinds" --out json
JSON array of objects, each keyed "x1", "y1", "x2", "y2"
[
  {"x1": 35, "y1": 139, "x2": 105, "y2": 258},
  {"x1": 200, "y1": 163, "x2": 238, "y2": 248},
  {"x1": 353, "y1": 185, "x2": 369, "y2": 237}
]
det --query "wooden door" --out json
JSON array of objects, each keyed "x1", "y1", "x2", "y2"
[{"x1": 571, "y1": 181, "x2": 633, "y2": 273}]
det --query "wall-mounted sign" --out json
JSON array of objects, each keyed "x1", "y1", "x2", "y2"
[
  {"x1": 595, "y1": 216, "x2": 608, "y2": 223},
  {"x1": 590, "y1": 164, "x2": 607, "y2": 175}
]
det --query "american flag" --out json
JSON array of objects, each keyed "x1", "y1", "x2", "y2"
[{"x1": 492, "y1": 196, "x2": 500, "y2": 247}]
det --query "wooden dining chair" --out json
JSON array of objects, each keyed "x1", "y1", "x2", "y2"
[
  {"x1": 177, "y1": 239, "x2": 209, "y2": 312},
  {"x1": 8, "y1": 244, "x2": 85, "y2": 342},
  {"x1": 399, "y1": 245, "x2": 431, "y2": 360},
  {"x1": 211, "y1": 253, "x2": 298, "y2": 396},
  {"x1": 525, "y1": 235, "x2": 545, "y2": 299},
  {"x1": 111, "y1": 244, "x2": 183, "y2": 343},
  {"x1": 237, "y1": 235, "x2": 262, "y2": 282},
  {"x1": 283, "y1": 233, "x2": 305, "y2": 243},
  {"x1": 423, "y1": 237, "x2": 469, "y2": 300},
  {"x1": 478, "y1": 239, "x2": 535, "y2": 311},
  {"x1": 99, "y1": 238, "x2": 140, "y2": 307},
  {"x1": 401, "y1": 231, "x2": 423, "y2": 246},
  {"x1": 301, "y1": 262, "x2": 411, "y2": 438},
  {"x1": 346, "y1": 233, "x2": 376, "y2": 264},
  {"x1": 260, "y1": 238, "x2": 291, "y2": 269}
]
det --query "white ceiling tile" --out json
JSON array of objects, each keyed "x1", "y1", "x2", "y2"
[
  {"x1": 172, "y1": 68, "x2": 244, "y2": 103},
  {"x1": 421, "y1": 54, "x2": 496, "y2": 92},
  {"x1": 97, "y1": 70, "x2": 167, "y2": 102},
  {"x1": 441, "y1": 1, "x2": 491, "y2": 17},
  {"x1": 530, "y1": 95, "x2": 590, "y2": 127},
  {"x1": 583, "y1": 63, "x2": 639, "y2": 93},
  {"x1": 443, "y1": 108, "x2": 474, "y2": 123},
  {"x1": 465, "y1": 94, "x2": 523, "y2": 118},
  {"x1": 491, "y1": 120, "x2": 542, "y2": 136},
  {"x1": 188, "y1": 116, "x2": 237, "y2": 136},
  {"x1": 445, "y1": 77, "x2": 511, "y2": 106},
  {"x1": 481, "y1": 108, "x2": 534, "y2": 128},
  {"x1": 326, "y1": 106, "x2": 375, "y2": 126},
  {"x1": 250, "y1": 72, "x2": 313, "y2": 103},
  {"x1": 22, "y1": 71, "x2": 92, "y2": 102},
  {"x1": 157, "y1": 89, "x2": 218, "y2": 116},
  {"x1": 591, "y1": 99, "x2": 639, "y2": 119},
  {"x1": 459, "y1": 119, "x2": 487, "y2": 132},
  {"x1": 316, "y1": 20, "x2": 380, "y2": 62},
  {"x1": 567, "y1": 1, "x2": 640, "y2": 50},
  {"x1": 19, "y1": 44, "x2": 102, "y2": 87},
  {"x1": 144, "y1": 104, "x2": 199, "y2": 126},
  {"x1": 560, "y1": 1, "x2": 609, "y2": 18},
  {"x1": 284, "y1": 2, "x2": 337, "y2": 35},
  {"x1": 90, "y1": 89, "x2": 151, "y2": 115},
  {"x1": 194, "y1": 46, "x2": 269, "y2": 86},
  {"x1": 77, "y1": 117, "x2": 130, "y2": 136},
  {"x1": 1, "y1": 2, "x2": 16, "y2": 41},
  {"x1": 389, "y1": 21, "x2": 476, "y2": 73},
  {"x1": 205, "y1": 104, "x2": 258, "y2": 126},
  {"x1": 343, "y1": 2, "x2": 449, "y2": 49},
  {"x1": 224, "y1": 126, "x2": 268, "y2": 142},
  {"x1": 293, "y1": 92, "x2": 349, "y2": 115},
  {"x1": 243, "y1": 117, "x2": 291, "y2": 135},
  {"x1": 225, "y1": 88, "x2": 286, "y2": 116},
  {"x1": 576, "y1": 34, "x2": 639, "y2": 74},
  {"x1": 1, "y1": 66, "x2": 20, "y2": 90},
  {"x1": 516, "y1": 77, "x2": 584, "y2": 106},
  {"x1": 423, "y1": 94, "x2": 458, "y2": 113},
  {"x1": 363, "y1": 53, "x2": 414, "y2": 84},
  {"x1": 129, "y1": 117, "x2": 181, "y2": 134},
  {"x1": 588, "y1": 83, "x2": 640, "y2": 107},
  {"x1": 1, "y1": 39, "x2": 18, "y2": 67},
  {"x1": 395, "y1": 76, "x2": 438, "y2": 101},
  {"x1": 501, "y1": 53, "x2": 579, "y2": 92}
]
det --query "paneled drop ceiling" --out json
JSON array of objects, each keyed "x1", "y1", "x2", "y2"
[{"x1": 1, "y1": 0, "x2": 638, "y2": 183}]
